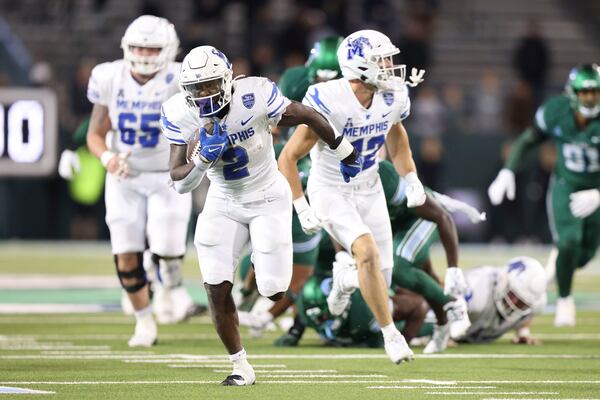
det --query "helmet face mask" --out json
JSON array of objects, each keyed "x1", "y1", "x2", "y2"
[
  {"x1": 337, "y1": 30, "x2": 406, "y2": 91},
  {"x1": 121, "y1": 15, "x2": 178, "y2": 76},
  {"x1": 493, "y1": 257, "x2": 547, "y2": 321},
  {"x1": 565, "y1": 64, "x2": 600, "y2": 119},
  {"x1": 180, "y1": 46, "x2": 233, "y2": 117}
]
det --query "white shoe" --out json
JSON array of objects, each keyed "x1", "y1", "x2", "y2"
[
  {"x1": 423, "y1": 323, "x2": 450, "y2": 354},
  {"x1": 128, "y1": 316, "x2": 157, "y2": 347},
  {"x1": 445, "y1": 298, "x2": 471, "y2": 339},
  {"x1": 554, "y1": 296, "x2": 576, "y2": 327},
  {"x1": 221, "y1": 360, "x2": 256, "y2": 386},
  {"x1": 384, "y1": 331, "x2": 414, "y2": 364},
  {"x1": 326, "y1": 256, "x2": 356, "y2": 316},
  {"x1": 545, "y1": 248, "x2": 558, "y2": 287},
  {"x1": 153, "y1": 286, "x2": 177, "y2": 325}
]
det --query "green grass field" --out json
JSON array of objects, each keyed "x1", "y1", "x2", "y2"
[{"x1": 1, "y1": 242, "x2": 599, "y2": 399}]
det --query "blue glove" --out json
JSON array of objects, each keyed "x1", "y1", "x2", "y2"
[
  {"x1": 199, "y1": 123, "x2": 229, "y2": 163},
  {"x1": 339, "y1": 155, "x2": 363, "y2": 183}
]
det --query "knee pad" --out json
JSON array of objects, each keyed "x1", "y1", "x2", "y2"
[
  {"x1": 115, "y1": 253, "x2": 147, "y2": 294},
  {"x1": 152, "y1": 254, "x2": 184, "y2": 289}
]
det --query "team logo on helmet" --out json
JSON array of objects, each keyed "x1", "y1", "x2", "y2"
[
  {"x1": 166, "y1": 73, "x2": 174, "y2": 84},
  {"x1": 211, "y1": 48, "x2": 231, "y2": 69},
  {"x1": 242, "y1": 93, "x2": 255, "y2": 109},
  {"x1": 507, "y1": 259, "x2": 526, "y2": 274},
  {"x1": 383, "y1": 92, "x2": 394, "y2": 106},
  {"x1": 346, "y1": 36, "x2": 372, "y2": 60}
]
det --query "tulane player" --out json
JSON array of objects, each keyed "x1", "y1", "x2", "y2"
[
  {"x1": 86, "y1": 16, "x2": 194, "y2": 347},
  {"x1": 160, "y1": 45, "x2": 362, "y2": 386},
  {"x1": 279, "y1": 36, "x2": 343, "y2": 103},
  {"x1": 488, "y1": 64, "x2": 600, "y2": 327}
]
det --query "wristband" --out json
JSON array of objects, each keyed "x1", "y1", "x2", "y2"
[
  {"x1": 100, "y1": 151, "x2": 116, "y2": 167},
  {"x1": 293, "y1": 196, "x2": 310, "y2": 213}
]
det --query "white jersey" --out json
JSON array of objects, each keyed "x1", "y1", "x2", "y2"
[
  {"x1": 87, "y1": 60, "x2": 181, "y2": 172},
  {"x1": 160, "y1": 77, "x2": 290, "y2": 197},
  {"x1": 303, "y1": 79, "x2": 411, "y2": 186},
  {"x1": 463, "y1": 266, "x2": 532, "y2": 343}
]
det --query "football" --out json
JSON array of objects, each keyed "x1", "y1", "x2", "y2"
[{"x1": 186, "y1": 122, "x2": 214, "y2": 163}]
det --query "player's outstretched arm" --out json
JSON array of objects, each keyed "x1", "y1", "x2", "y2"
[
  {"x1": 488, "y1": 127, "x2": 546, "y2": 205},
  {"x1": 278, "y1": 101, "x2": 360, "y2": 167},
  {"x1": 387, "y1": 122, "x2": 425, "y2": 207},
  {"x1": 413, "y1": 195, "x2": 459, "y2": 270},
  {"x1": 87, "y1": 104, "x2": 130, "y2": 178}
]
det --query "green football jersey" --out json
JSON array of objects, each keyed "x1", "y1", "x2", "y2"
[
  {"x1": 534, "y1": 95, "x2": 600, "y2": 188},
  {"x1": 278, "y1": 66, "x2": 311, "y2": 103}
]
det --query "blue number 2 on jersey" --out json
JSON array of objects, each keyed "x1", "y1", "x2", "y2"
[
  {"x1": 222, "y1": 146, "x2": 250, "y2": 180},
  {"x1": 352, "y1": 135, "x2": 386, "y2": 170},
  {"x1": 118, "y1": 113, "x2": 161, "y2": 148}
]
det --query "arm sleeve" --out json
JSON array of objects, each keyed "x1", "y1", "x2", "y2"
[{"x1": 172, "y1": 162, "x2": 208, "y2": 193}]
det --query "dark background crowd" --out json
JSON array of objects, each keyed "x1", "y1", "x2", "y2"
[{"x1": 0, "y1": 0, "x2": 599, "y2": 243}]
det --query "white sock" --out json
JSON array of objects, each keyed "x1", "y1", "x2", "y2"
[
  {"x1": 381, "y1": 322, "x2": 399, "y2": 340},
  {"x1": 229, "y1": 348, "x2": 247, "y2": 363},
  {"x1": 342, "y1": 270, "x2": 360, "y2": 291},
  {"x1": 134, "y1": 305, "x2": 153, "y2": 319}
]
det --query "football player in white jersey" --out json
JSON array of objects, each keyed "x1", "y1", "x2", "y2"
[
  {"x1": 278, "y1": 29, "x2": 469, "y2": 365},
  {"x1": 160, "y1": 45, "x2": 362, "y2": 386},
  {"x1": 86, "y1": 16, "x2": 194, "y2": 347},
  {"x1": 457, "y1": 257, "x2": 547, "y2": 344}
]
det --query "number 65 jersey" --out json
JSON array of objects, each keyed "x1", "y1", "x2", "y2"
[
  {"x1": 160, "y1": 77, "x2": 290, "y2": 197},
  {"x1": 87, "y1": 59, "x2": 181, "y2": 172}
]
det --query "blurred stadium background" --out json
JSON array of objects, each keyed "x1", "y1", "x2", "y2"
[
  {"x1": 0, "y1": 0, "x2": 598, "y2": 243},
  {"x1": 0, "y1": 1, "x2": 599, "y2": 398}
]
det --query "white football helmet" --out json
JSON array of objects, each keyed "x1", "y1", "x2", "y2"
[
  {"x1": 337, "y1": 29, "x2": 406, "y2": 91},
  {"x1": 179, "y1": 45, "x2": 233, "y2": 117},
  {"x1": 494, "y1": 257, "x2": 547, "y2": 321},
  {"x1": 121, "y1": 15, "x2": 178, "y2": 76}
]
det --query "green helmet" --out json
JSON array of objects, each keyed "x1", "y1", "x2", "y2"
[
  {"x1": 299, "y1": 276, "x2": 331, "y2": 328},
  {"x1": 306, "y1": 36, "x2": 343, "y2": 83},
  {"x1": 565, "y1": 64, "x2": 600, "y2": 118}
]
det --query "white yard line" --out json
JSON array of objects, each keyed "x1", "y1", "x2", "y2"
[
  {"x1": 212, "y1": 369, "x2": 338, "y2": 373},
  {"x1": 426, "y1": 392, "x2": 559, "y2": 396},
  {"x1": 0, "y1": 386, "x2": 55, "y2": 394},
  {"x1": 369, "y1": 386, "x2": 497, "y2": 389},
  {"x1": 168, "y1": 364, "x2": 286, "y2": 368},
  {"x1": 0, "y1": 380, "x2": 402, "y2": 385}
]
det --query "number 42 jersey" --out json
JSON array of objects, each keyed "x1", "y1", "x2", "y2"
[
  {"x1": 303, "y1": 79, "x2": 411, "y2": 186},
  {"x1": 160, "y1": 77, "x2": 291, "y2": 196},
  {"x1": 87, "y1": 59, "x2": 181, "y2": 172}
]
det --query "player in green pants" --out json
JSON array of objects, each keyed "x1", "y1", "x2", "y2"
[{"x1": 488, "y1": 64, "x2": 600, "y2": 327}]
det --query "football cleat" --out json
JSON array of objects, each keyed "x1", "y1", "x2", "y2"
[
  {"x1": 384, "y1": 331, "x2": 414, "y2": 364},
  {"x1": 444, "y1": 297, "x2": 471, "y2": 339},
  {"x1": 128, "y1": 315, "x2": 157, "y2": 347},
  {"x1": 326, "y1": 256, "x2": 356, "y2": 316},
  {"x1": 221, "y1": 361, "x2": 255, "y2": 386},
  {"x1": 554, "y1": 296, "x2": 576, "y2": 327},
  {"x1": 423, "y1": 323, "x2": 450, "y2": 354}
]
